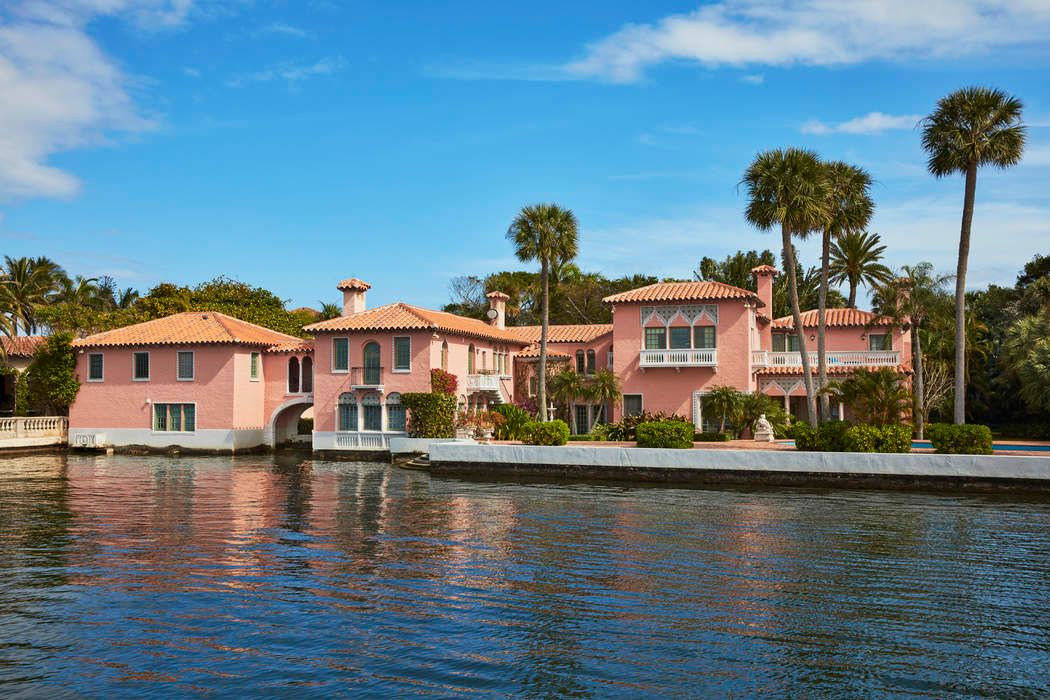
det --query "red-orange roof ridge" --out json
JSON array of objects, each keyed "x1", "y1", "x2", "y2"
[
  {"x1": 602, "y1": 280, "x2": 761, "y2": 305},
  {"x1": 772, "y1": 308, "x2": 893, "y2": 329},
  {"x1": 71, "y1": 311, "x2": 304, "y2": 348}
]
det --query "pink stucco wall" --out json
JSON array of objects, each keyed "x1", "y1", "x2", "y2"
[{"x1": 772, "y1": 325, "x2": 909, "y2": 359}]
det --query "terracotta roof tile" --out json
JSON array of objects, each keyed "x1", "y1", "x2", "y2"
[
  {"x1": 336, "y1": 278, "x2": 371, "y2": 291},
  {"x1": 603, "y1": 281, "x2": 761, "y2": 305},
  {"x1": 71, "y1": 312, "x2": 304, "y2": 349},
  {"x1": 772, "y1": 308, "x2": 893, "y2": 329},
  {"x1": 267, "y1": 339, "x2": 315, "y2": 353},
  {"x1": 485, "y1": 291, "x2": 510, "y2": 300},
  {"x1": 505, "y1": 324, "x2": 613, "y2": 343},
  {"x1": 303, "y1": 303, "x2": 529, "y2": 344},
  {"x1": 751, "y1": 264, "x2": 779, "y2": 274},
  {"x1": 1, "y1": 335, "x2": 45, "y2": 357},
  {"x1": 516, "y1": 345, "x2": 570, "y2": 359}
]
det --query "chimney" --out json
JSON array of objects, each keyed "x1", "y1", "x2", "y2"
[
  {"x1": 751, "y1": 265, "x2": 777, "y2": 315},
  {"x1": 486, "y1": 291, "x2": 509, "y2": 329},
  {"x1": 337, "y1": 278, "x2": 371, "y2": 316}
]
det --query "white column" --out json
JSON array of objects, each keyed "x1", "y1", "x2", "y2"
[
  {"x1": 838, "y1": 402, "x2": 845, "y2": 421},
  {"x1": 783, "y1": 393, "x2": 790, "y2": 414}
]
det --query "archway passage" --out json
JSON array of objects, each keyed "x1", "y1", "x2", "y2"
[{"x1": 268, "y1": 397, "x2": 314, "y2": 448}]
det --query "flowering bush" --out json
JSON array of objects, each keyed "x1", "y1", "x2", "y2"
[{"x1": 430, "y1": 368, "x2": 458, "y2": 395}]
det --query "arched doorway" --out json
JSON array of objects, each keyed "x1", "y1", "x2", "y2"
[{"x1": 266, "y1": 396, "x2": 314, "y2": 447}]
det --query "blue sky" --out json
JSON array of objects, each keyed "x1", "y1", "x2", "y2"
[{"x1": 1, "y1": 0, "x2": 1048, "y2": 311}]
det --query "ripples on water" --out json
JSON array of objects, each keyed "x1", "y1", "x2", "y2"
[{"x1": 0, "y1": 453, "x2": 1047, "y2": 697}]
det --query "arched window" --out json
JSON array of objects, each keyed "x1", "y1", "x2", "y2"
[
  {"x1": 301, "y1": 356, "x2": 313, "y2": 393},
  {"x1": 441, "y1": 341, "x2": 448, "y2": 371},
  {"x1": 386, "y1": 392, "x2": 406, "y2": 432},
  {"x1": 363, "y1": 342, "x2": 380, "y2": 385},
  {"x1": 338, "y1": 393, "x2": 357, "y2": 431},
  {"x1": 361, "y1": 393, "x2": 382, "y2": 431},
  {"x1": 467, "y1": 344, "x2": 475, "y2": 374},
  {"x1": 586, "y1": 349, "x2": 596, "y2": 374},
  {"x1": 575, "y1": 350, "x2": 585, "y2": 374},
  {"x1": 288, "y1": 356, "x2": 300, "y2": 393}
]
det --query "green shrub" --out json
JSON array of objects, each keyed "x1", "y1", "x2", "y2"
[
  {"x1": 694, "y1": 432, "x2": 731, "y2": 442},
  {"x1": 430, "y1": 368, "x2": 458, "y2": 395},
  {"x1": 636, "y1": 420, "x2": 694, "y2": 449},
  {"x1": 788, "y1": 422, "x2": 818, "y2": 450},
  {"x1": 523, "y1": 420, "x2": 570, "y2": 446},
  {"x1": 401, "y1": 392, "x2": 457, "y2": 438},
  {"x1": 817, "y1": 420, "x2": 854, "y2": 452},
  {"x1": 793, "y1": 421, "x2": 912, "y2": 453},
  {"x1": 492, "y1": 403, "x2": 532, "y2": 440},
  {"x1": 568, "y1": 434, "x2": 596, "y2": 441},
  {"x1": 605, "y1": 411, "x2": 691, "y2": 441},
  {"x1": 927, "y1": 423, "x2": 993, "y2": 455},
  {"x1": 873, "y1": 424, "x2": 912, "y2": 453},
  {"x1": 589, "y1": 423, "x2": 612, "y2": 441}
]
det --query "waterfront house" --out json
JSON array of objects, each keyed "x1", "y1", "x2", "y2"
[{"x1": 1, "y1": 336, "x2": 45, "y2": 415}]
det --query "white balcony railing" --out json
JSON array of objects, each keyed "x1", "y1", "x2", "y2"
[
  {"x1": 465, "y1": 373, "x2": 504, "y2": 391},
  {"x1": 0, "y1": 416, "x2": 68, "y2": 438},
  {"x1": 751, "y1": 350, "x2": 900, "y2": 368},
  {"x1": 639, "y1": 349, "x2": 717, "y2": 368}
]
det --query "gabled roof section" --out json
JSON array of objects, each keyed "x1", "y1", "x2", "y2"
[
  {"x1": 505, "y1": 324, "x2": 613, "y2": 344},
  {"x1": 267, "y1": 339, "x2": 315, "y2": 354},
  {"x1": 71, "y1": 311, "x2": 305, "y2": 349},
  {"x1": 1, "y1": 335, "x2": 45, "y2": 357},
  {"x1": 303, "y1": 303, "x2": 528, "y2": 344},
  {"x1": 772, "y1": 308, "x2": 893, "y2": 330},
  {"x1": 603, "y1": 281, "x2": 761, "y2": 305},
  {"x1": 516, "y1": 346, "x2": 571, "y2": 359}
]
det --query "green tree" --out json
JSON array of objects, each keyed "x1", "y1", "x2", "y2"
[
  {"x1": 921, "y1": 86, "x2": 1026, "y2": 424},
  {"x1": 817, "y1": 162, "x2": 873, "y2": 420},
  {"x1": 704, "y1": 385, "x2": 743, "y2": 434},
  {"x1": 548, "y1": 367, "x2": 587, "y2": 433},
  {"x1": 696, "y1": 250, "x2": 777, "y2": 289},
  {"x1": 742, "y1": 148, "x2": 828, "y2": 427},
  {"x1": 24, "y1": 332, "x2": 80, "y2": 415},
  {"x1": 507, "y1": 203, "x2": 580, "y2": 421},
  {"x1": 318, "y1": 302, "x2": 341, "y2": 321},
  {"x1": 2, "y1": 256, "x2": 64, "y2": 335},
  {"x1": 587, "y1": 368, "x2": 622, "y2": 425},
  {"x1": 828, "y1": 368, "x2": 912, "y2": 426},
  {"x1": 828, "y1": 231, "x2": 892, "y2": 308}
]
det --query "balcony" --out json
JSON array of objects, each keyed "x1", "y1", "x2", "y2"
[
  {"x1": 350, "y1": 366, "x2": 384, "y2": 390},
  {"x1": 466, "y1": 373, "x2": 505, "y2": 392},
  {"x1": 639, "y1": 348, "x2": 717, "y2": 369},
  {"x1": 751, "y1": 350, "x2": 900, "y2": 368}
]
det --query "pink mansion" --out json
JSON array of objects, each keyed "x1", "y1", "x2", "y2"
[{"x1": 67, "y1": 267, "x2": 909, "y2": 452}]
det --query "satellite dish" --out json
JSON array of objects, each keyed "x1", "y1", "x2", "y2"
[{"x1": 486, "y1": 309, "x2": 499, "y2": 319}]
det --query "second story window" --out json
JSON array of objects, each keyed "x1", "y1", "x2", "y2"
[
  {"x1": 393, "y1": 337, "x2": 411, "y2": 371},
  {"x1": 87, "y1": 353, "x2": 104, "y2": 381},
  {"x1": 302, "y1": 357, "x2": 313, "y2": 393},
  {"x1": 773, "y1": 334, "x2": 800, "y2": 352},
  {"x1": 333, "y1": 337, "x2": 349, "y2": 372},
  {"x1": 586, "y1": 349, "x2": 596, "y2": 374},
  {"x1": 177, "y1": 351, "x2": 195, "y2": 381},
  {"x1": 669, "y1": 327, "x2": 690, "y2": 349},
  {"x1": 288, "y1": 356, "x2": 301, "y2": 393},
  {"x1": 693, "y1": 326, "x2": 716, "y2": 349},
  {"x1": 644, "y1": 328, "x2": 666, "y2": 349},
  {"x1": 467, "y1": 344, "x2": 475, "y2": 374},
  {"x1": 869, "y1": 333, "x2": 890, "y2": 351},
  {"x1": 133, "y1": 352, "x2": 150, "y2": 381},
  {"x1": 250, "y1": 352, "x2": 261, "y2": 380},
  {"x1": 576, "y1": 350, "x2": 585, "y2": 373}
]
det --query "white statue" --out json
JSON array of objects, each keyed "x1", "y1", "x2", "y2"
[{"x1": 754, "y1": 413, "x2": 774, "y2": 442}]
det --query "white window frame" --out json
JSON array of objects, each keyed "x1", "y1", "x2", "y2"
[
  {"x1": 176, "y1": 350, "x2": 195, "y2": 381},
  {"x1": 151, "y1": 401, "x2": 198, "y2": 434},
  {"x1": 132, "y1": 351, "x2": 150, "y2": 381},
  {"x1": 87, "y1": 353, "x2": 104, "y2": 382},
  {"x1": 392, "y1": 336, "x2": 411, "y2": 373},
  {"x1": 332, "y1": 337, "x2": 350, "y2": 373}
]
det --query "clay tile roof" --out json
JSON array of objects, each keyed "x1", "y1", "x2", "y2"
[
  {"x1": 71, "y1": 311, "x2": 305, "y2": 349},
  {"x1": 303, "y1": 302, "x2": 529, "y2": 344},
  {"x1": 1, "y1": 335, "x2": 45, "y2": 357},
  {"x1": 772, "y1": 308, "x2": 893, "y2": 330},
  {"x1": 485, "y1": 290, "x2": 510, "y2": 300},
  {"x1": 757, "y1": 365, "x2": 911, "y2": 377},
  {"x1": 751, "y1": 264, "x2": 779, "y2": 274},
  {"x1": 505, "y1": 324, "x2": 613, "y2": 343},
  {"x1": 602, "y1": 281, "x2": 761, "y2": 305},
  {"x1": 267, "y1": 339, "x2": 315, "y2": 353},
  {"x1": 336, "y1": 278, "x2": 371, "y2": 291},
  {"x1": 516, "y1": 345, "x2": 570, "y2": 359}
]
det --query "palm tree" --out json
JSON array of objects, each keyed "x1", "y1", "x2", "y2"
[
  {"x1": 318, "y1": 302, "x2": 342, "y2": 321},
  {"x1": 871, "y1": 264, "x2": 953, "y2": 439},
  {"x1": 548, "y1": 367, "x2": 586, "y2": 433},
  {"x1": 828, "y1": 368, "x2": 912, "y2": 426},
  {"x1": 54, "y1": 275, "x2": 100, "y2": 308},
  {"x1": 828, "y1": 231, "x2": 892, "y2": 308},
  {"x1": 587, "y1": 368, "x2": 621, "y2": 425},
  {"x1": 704, "y1": 385, "x2": 743, "y2": 434},
  {"x1": 742, "y1": 148, "x2": 828, "y2": 427},
  {"x1": 921, "y1": 86, "x2": 1026, "y2": 424},
  {"x1": 817, "y1": 162, "x2": 874, "y2": 421},
  {"x1": 507, "y1": 203, "x2": 579, "y2": 421},
  {"x1": 1, "y1": 256, "x2": 63, "y2": 335}
]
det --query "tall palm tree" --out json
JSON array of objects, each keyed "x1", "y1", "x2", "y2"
[
  {"x1": 817, "y1": 162, "x2": 873, "y2": 420},
  {"x1": 587, "y1": 368, "x2": 621, "y2": 425},
  {"x1": 742, "y1": 148, "x2": 828, "y2": 427},
  {"x1": 318, "y1": 302, "x2": 342, "y2": 321},
  {"x1": 828, "y1": 231, "x2": 892, "y2": 308},
  {"x1": 54, "y1": 275, "x2": 100, "y2": 308},
  {"x1": 871, "y1": 263, "x2": 953, "y2": 439},
  {"x1": 1, "y1": 256, "x2": 63, "y2": 335},
  {"x1": 507, "y1": 203, "x2": 579, "y2": 421},
  {"x1": 921, "y1": 86, "x2": 1026, "y2": 424}
]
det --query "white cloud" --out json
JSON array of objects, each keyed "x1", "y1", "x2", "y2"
[
  {"x1": 565, "y1": 1, "x2": 1050, "y2": 82},
  {"x1": 182, "y1": 66, "x2": 201, "y2": 77},
  {"x1": 255, "y1": 22, "x2": 309, "y2": 39},
  {"x1": 740, "y1": 73, "x2": 764, "y2": 84},
  {"x1": 801, "y1": 112, "x2": 921, "y2": 135},
  {"x1": 0, "y1": 4, "x2": 165, "y2": 200},
  {"x1": 227, "y1": 56, "x2": 345, "y2": 87}
]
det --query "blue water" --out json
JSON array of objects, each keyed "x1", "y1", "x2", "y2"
[{"x1": 1, "y1": 453, "x2": 1048, "y2": 697}]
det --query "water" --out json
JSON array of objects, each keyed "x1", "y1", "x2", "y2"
[{"x1": 1, "y1": 453, "x2": 1048, "y2": 698}]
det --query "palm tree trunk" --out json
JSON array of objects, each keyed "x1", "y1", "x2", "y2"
[
  {"x1": 783, "y1": 224, "x2": 818, "y2": 427},
  {"x1": 847, "y1": 280, "x2": 857, "y2": 308},
  {"x1": 537, "y1": 259, "x2": 550, "y2": 422},
  {"x1": 817, "y1": 228, "x2": 831, "y2": 422},
  {"x1": 954, "y1": 162, "x2": 977, "y2": 424},
  {"x1": 913, "y1": 328, "x2": 925, "y2": 440}
]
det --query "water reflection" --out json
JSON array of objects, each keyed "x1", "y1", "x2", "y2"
[{"x1": 0, "y1": 452, "x2": 1047, "y2": 697}]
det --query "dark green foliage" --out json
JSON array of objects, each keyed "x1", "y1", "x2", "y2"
[
  {"x1": 791, "y1": 420, "x2": 911, "y2": 453},
  {"x1": 522, "y1": 420, "x2": 569, "y2": 446},
  {"x1": 927, "y1": 423, "x2": 993, "y2": 455},
  {"x1": 693, "y1": 432, "x2": 732, "y2": 442},
  {"x1": 604, "y1": 411, "x2": 691, "y2": 441},
  {"x1": 430, "y1": 368, "x2": 458, "y2": 395},
  {"x1": 568, "y1": 434, "x2": 597, "y2": 441},
  {"x1": 24, "y1": 332, "x2": 79, "y2": 415},
  {"x1": 492, "y1": 403, "x2": 532, "y2": 440},
  {"x1": 401, "y1": 392, "x2": 457, "y2": 438},
  {"x1": 297, "y1": 418, "x2": 314, "y2": 434},
  {"x1": 636, "y1": 420, "x2": 694, "y2": 449},
  {"x1": 989, "y1": 423, "x2": 1050, "y2": 440}
]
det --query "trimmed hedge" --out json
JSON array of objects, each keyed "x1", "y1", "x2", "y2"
[
  {"x1": 636, "y1": 420, "x2": 694, "y2": 449},
  {"x1": 792, "y1": 421, "x2": 912, "y2": 453},
  {"x1": 523, "y1": 420, "x2": 570, "y2": 446},
  {"x1": 401, "y1": 392, "x2": 457, "y2": 438},
  {"x1": 694, "y1": 432, "x2": 731, "y2": 442},
  {"x1": 927, "y1": 423, "x2": 994, "y2": 455},
  {"x1": 569, "y1": 434, "x2": 597, "y2": 441},
  {"x1": 492, "y1": 403, "x2": 532, "y2": 440}
]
